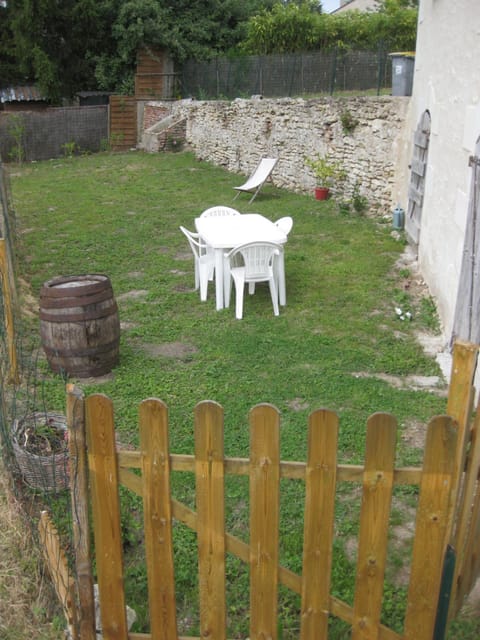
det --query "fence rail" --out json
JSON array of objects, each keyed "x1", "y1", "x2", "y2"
[{"x1": 61, "y1": 359, "x2": 478, "y2": 640}]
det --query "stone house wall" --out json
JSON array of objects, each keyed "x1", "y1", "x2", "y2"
[{"x1": 140, "y1": 96, "x2": 410, "y2": 213}]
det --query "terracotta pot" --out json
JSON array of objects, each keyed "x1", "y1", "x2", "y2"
[{"x1": 315, "y1": 187, "x2": 330, "y2": 201}]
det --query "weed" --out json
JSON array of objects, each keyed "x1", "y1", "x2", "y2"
[
  {"x1": 340, "y1": 109, "x2": 359, "y2": 135},
  {"x1": 61, "y1": 141, "x2": 78, "y2": 158},
  {"x1": 166, "y1": 134, "x2": 185, "y2": 152},
  {"x1": 7, "y1": 114, "x2": 26, "y2": 164},
  {"x1": 419, "y1": 295, "x2": 441, "y2": 332},
  {"x1": 352, "y1": 181, "x2": 368, "y2": 215}
]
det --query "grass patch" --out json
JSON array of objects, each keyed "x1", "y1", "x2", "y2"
[
  {"x1": 0, "y1": 460, "x2": 64, "y2": 640},
  {"x1": 7, "y1": 150, "x2": 476, "y2": 638}
]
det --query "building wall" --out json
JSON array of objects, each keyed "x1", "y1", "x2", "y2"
[
  {"x1": 403, "y1": 0, "x2": 480, "y2": 340},
  {"x1": 141, "y1": 96, "x2": 410, "y2": 213}
]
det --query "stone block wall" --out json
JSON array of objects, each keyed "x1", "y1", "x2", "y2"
[{"x1": 141, "y1": 96, "x2": 410, "y2": 212}]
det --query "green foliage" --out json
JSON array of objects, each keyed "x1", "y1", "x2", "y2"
[
  {"x1": 418, "y1": 295, "x2": 441, "y2": 332},
  {"x1": 61, "y1": 141, "x2": 78, "y2": 158},
  {"x1": 351, "y1": 181, "x2": 368, "y2": 215},
  {"x1": 242, "y1": 2, "x2": 320, "y2": 54},
  {"x1": 7, "y1": 115, "x2": 26, "y2": 165},
  {"x1": 4, "y1": 1, "x2": 277, "y2": 100},
  {"x1": 305, "y1": 153, "x2": 345, "y2": 186},
  {"x1": 340, "y1": 108, "x2": 359, "y2": 134},
  {"x1": 0, "y1": 3, "x2": 18, "y2": 85},
  {"x1": 243, "y1": 0, "x2": 418, "y2": 54}
]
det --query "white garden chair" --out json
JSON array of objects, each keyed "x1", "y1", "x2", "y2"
[
  {"x1": 224, "y1": 241, "x2": 281, "y2": 319},
  {"x1": 233, "y1": 158, "x2": 278, "y2": 203},
  {"x1": 179, "y1": 226, "x2": 215, "y2": 301},
  {"x1": 274, "y1": 216, "x2": 293, "y2": 235}
]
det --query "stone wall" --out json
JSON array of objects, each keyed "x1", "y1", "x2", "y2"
[{"x1": 140, "y1": 96, "x2": 410, "y2": 212}]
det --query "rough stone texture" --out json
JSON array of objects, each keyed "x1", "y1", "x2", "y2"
[{"x1": 140, "y1": 96, "x2": 410, "y2": 212}]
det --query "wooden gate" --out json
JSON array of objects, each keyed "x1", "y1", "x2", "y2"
[
  {"x1": 406, "y1": 110, "x2": 431, "y2": 246},
  {"x1": 86, "y1": 401, "x2": 457, "y2": 640},
  {"x1": 109, "y1": 96, "x2": 137, "y2": 151}
]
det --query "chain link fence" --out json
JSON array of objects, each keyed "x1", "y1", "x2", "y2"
[
  {"x1": 0, "y1": 158, "x2": 73, "y2": 635},
  {"x1": 0, "y1": 106, "x2": 108, "y2": 163},
  {"x1": 181, "y1": 47, "x2": 392, "y2": 100}
]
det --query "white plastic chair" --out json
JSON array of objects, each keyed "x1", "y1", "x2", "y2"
[
  {"x1": 200, "y1": 206, "x2": 241, "y2": 218},
  {"x1": 233, "y1": 158, "x2": 278, "y2": 204},
  {"x1": 274, "y1": 216, "x2": 293, "y2": 235},
  {"x1": 224, "y1": 241, "x2": 281, "y2": 319},
  {"x1": 179, "y1": 226, "x2": 215, "y2": 301}
]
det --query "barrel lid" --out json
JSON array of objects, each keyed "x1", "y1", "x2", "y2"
[{"x1": 40, "y1": 274, "x2": 112, "y2": 298}]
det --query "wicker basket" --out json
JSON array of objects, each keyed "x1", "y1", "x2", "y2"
[{"x1": 12, "y1": 412, "x2": 69, "y2": 492}]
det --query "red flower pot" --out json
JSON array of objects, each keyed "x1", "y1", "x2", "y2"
[{"x1": 315, "y1": 187, "x2": 330, "y2": 201}]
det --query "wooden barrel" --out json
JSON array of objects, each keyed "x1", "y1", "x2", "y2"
[{"x1": 39, "y1": 274, "x2": 120, "y2": 378}]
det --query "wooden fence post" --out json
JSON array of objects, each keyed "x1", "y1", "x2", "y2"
[
  {"x1": 38, "y1": 511, "x2": 79, "y2": 640},
  {"x1": 300, "y1": 408, "x2": 338, "y2": 640},
  {"x1": 249, "y1": 403, "x2": 280, "y2": 640},
  {"x1": 67, "y1": 384, "x2": 96, "y2": 640},
  {"x1": 404, "y1": 415, "x2": 458, "y2": 639},
  {"x1": 445, "y1": 340, "x2": 479, "y2": 618},
  {"x1": 86, "y1": 393, "x2": 129, "y2": 640},
  {"x1": 139, "y1": 398, "x2": 178, "y2": 640},
  {"x1": 451, "y1": 395, "x2": 480, "y2": 614},
  {"x1": 352, "y1": 413, "x2": 397, "y2": 640},
  {"x1": 195, "y1": 400, "x2": 226, "y2": 640},
  {"x1": 0, "y1": 238, "x2": 18, "y2": 383}
]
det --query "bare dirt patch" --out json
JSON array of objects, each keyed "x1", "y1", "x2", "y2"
[
  {"x1": 286, "y1": 398, "x2": 310, "y2": 411},
  {"x1": 401, "y1": 418, "x2": 427, "y2": 449},
  {"x1": 116, "y1": 289, "x2": 149, "y2": 301},
  {"x1": 142, "y1": 341, "x2": 198, "y2": 360},
  {"x1": 351, "y1": 370, "x2": 447, "y2": 396}
]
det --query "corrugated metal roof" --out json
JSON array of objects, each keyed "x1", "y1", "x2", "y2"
[{"x1": 0, "y1": 85, "x2": 46, "y2": 104}]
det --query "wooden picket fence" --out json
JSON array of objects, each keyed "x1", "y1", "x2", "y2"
[{"x1": 57, "y1": 340, "x2": 480, "y2": 640}]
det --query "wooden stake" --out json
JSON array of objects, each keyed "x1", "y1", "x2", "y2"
[
  {"x1": 67, "y1": 384, "x2": 96, "y2": 640},
  {"x1": 0, "y1": 238, "x2": 18, "y2": 383}
]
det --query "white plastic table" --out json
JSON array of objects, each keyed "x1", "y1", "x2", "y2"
[{"x1": 195, "y1": 213, "x2": 287, "y2": 311}]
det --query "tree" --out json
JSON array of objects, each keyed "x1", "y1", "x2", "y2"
[
  {"x1": 243, "y1": 3, "x2": 321, "y2": 54},
  {"x1": 0, "y1": 2, "x2": 21, "y2": 86},
  {"x1": 7, "y1": 0, "x2": 113, "y2": 101},
  {"x1": 242, "y1": 0, "x2": 417, "y2": 54},
  {"x1": 4, "y1": 0, "x2": 277, "y2": 100}
]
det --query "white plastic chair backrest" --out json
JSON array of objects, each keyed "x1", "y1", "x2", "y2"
[
  {"x1": 275, "y1": 216, "x2": 293, "y2": 235},
  {"x1": 228, "y1": 242, "x2": 280, "y2": 281},
  {"x1": 200, "y1": 206, "x2": 241, "y2": 218},
  {"x1": 179, "y1": 225, "x2": 202, "y2": 258},
  {"x1": 240, "y1": 158, "x2": 278, "y2": 190}
]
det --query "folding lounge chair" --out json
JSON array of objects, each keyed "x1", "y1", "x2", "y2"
[{"x1": 233, "y1": 158, "x2": 278, "y2": 204}]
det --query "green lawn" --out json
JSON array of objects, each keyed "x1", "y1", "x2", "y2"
[{"x1": 7, "y1": 150, "x2": 477, "y2": 639}]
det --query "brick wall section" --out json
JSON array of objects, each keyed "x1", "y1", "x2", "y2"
[
  {"x1": 143, "y1": 105, "x2": 171, "y2": 130},
  {"x1": 141, "y1": 96, "x2": 410, "y2": 211}
]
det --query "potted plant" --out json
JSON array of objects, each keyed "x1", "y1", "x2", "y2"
[
  {"x1": 305, "y1": 154, "x2": 345, "y2": 200},
  {"x1": 11, "y1": 411, "x2": 69, "y2": 492}
]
